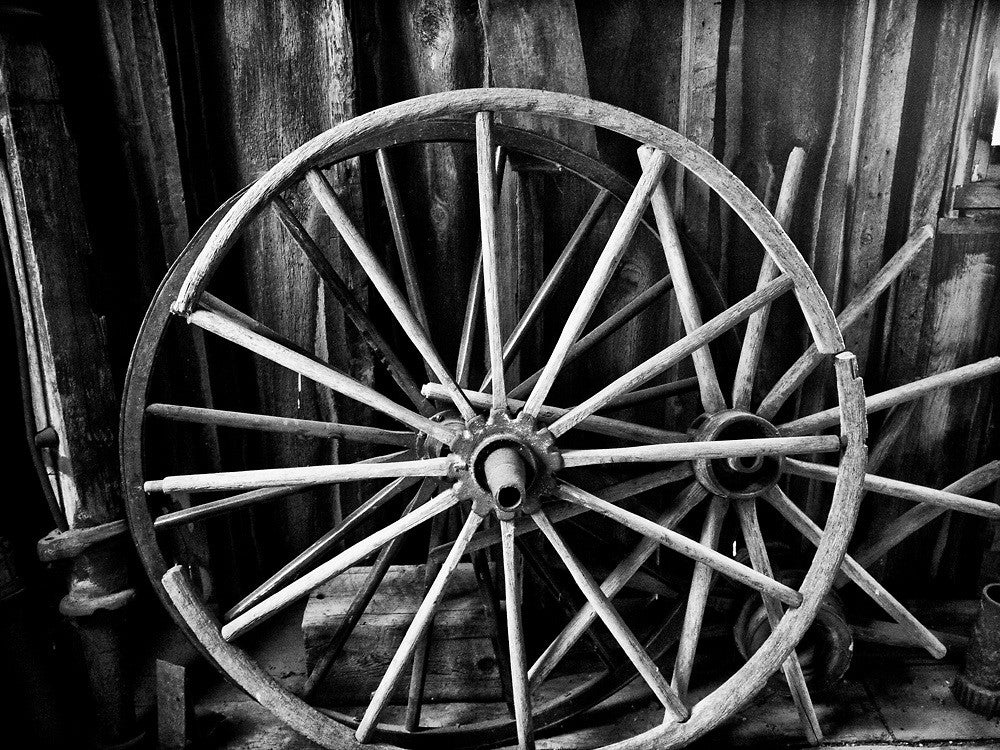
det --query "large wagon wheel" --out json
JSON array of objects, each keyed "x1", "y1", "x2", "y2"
[{"x1": 121, "y1": 89, "x2": 867, "y2": 749}]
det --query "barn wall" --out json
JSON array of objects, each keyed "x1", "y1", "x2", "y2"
[{"x1": 2, "y1": 0, "x2": 998, "y2": 609}]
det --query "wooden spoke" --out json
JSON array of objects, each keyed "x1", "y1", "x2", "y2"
[
  {"x1": 779, "y1": 357, "x2": 1000, "y2": 436},
  {"x1": 757, "y1": 224, "x2": 933, "y2": 420},
  {"x1": 422, "y1": 383, "x2": 688, "y2": 445},
  {"x1": 405, "y1": 486, "x2": 448, "y2": 731},
  {"x1": 550, "y1": 274, "x2": 794, "y2": 439},
  {"x1": 500, "y1": 518, "x2": 534, "y2": 749},
  {"x1": 355, "y1": 510, "x2": 484, "y2": 742},
  {"x1": 456, "y1": 251, "x2": 483, "y2": 388},
  {"x1": 557, "y1": 482, "x2": 802, "y2": 607},
  {"x1": 221, "y1": 489, "x2": 462, "y2": 641},
  {"x1": 306, "y1": 169, "x2": 475, "y2": 421},
  {"x1": 145, "y1": 403, "x2": 413, "y2": 447},
  {"x1": 224, "y1": 476, "x2": 422, "y2": 621},
  {"x1": 533, "y1": 510, "x2": 689, "y2": 722},
  {"x1": 154, "y1": 485, "x2": 303, "y2": 530},
  {"x1": 302, "y1": 481, "x2": 434, "y2": 698},
  {"x1": 784, "y1": 459, "x2": 1000, "y2": 518},
  {"x1": 736, "y1": 499, "x2": 822, "y2": 743},
  {"x1": 732, "y1": 147, "x2": 805, "y2": 410},
  {"x1": 480, "y1": 190, "x2": 612, "y2": 393},
  {"x1": 144, "y1": 456, "x2": 453, "y2": 495},
  {"x1": 764, "y1": 486, "x2": 946, "y2": 659},
  {"x1": 271, "y1": 198, "x2": 432, "y2": 414},
  {"x1": 639, "y1": 145, "x2": 725, "y2": 413},
  {"x1": 202, "y1": 293, "x2": 316, "y2": 360},
  {"x1": 507, "y1": 275, "x2": 674, "y2": 400},
  {"x1": 602, "y1": 377, "x2": 700, "y2": 411},
  {"x1": 561, "y1": 434, "x2": 841, "y2": 468},
  {"x1": 188, "y1": 308, "x2": 454, "y2": 444},
  {"x1": 475, "y1": 111, "x2": 508, "y2": 411},
  {"x1": 528, "y1": 483, "x2": 708, "y2": 689},
  {"x1": 456, "y1": 149, "x2": 505, "y2": 388},
  {"x1": 850, "y1": 460, "x2": 1000, "y2": 570},
  {"x1": 376, "y1": 149, "x2": 431, "y2": 334},
  {"x1": 437, "y1": 464, "x2": 696, "y2": 561},
  {"x1": 672, "y1": 496, "x2": 726, "y2": 702},
  {"x1": 523, "y1": 148, "x2": 670, "y2": 418}
]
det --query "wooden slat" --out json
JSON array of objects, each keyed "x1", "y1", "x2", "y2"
[
  {"x1": 676, "y1": 0, "x2": 723, "y2": 269},
  {"x1": 212, "y1": 0, "x2": 364, "y2": 554},
  {"x1": 882, "y1": 0, "x2": 988, "y2": 387}
]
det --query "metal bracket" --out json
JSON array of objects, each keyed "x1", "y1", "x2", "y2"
[{"x1": 37, "y1": 520, "x2": 127, "y2": 562}]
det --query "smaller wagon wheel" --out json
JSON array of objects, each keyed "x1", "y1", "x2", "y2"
[
  {"x1": 745, "y1": 155, "x2": 1000, "y2": 661},
  {"x1": 122, "y1": 89, "x2": 868, "y2": 750}
]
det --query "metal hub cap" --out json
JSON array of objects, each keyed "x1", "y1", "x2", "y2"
[{"x1": 448, "y1": 412, "x2": 562, "y2": 519}]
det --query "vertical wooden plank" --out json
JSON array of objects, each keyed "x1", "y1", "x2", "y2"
[
  {"x1": 362, "y1": 0, "x2": 485, "y2": 370},
  {"x1": 0, "y1": 26, "x2": 136, "y2": 744},
  {"x1": 97, "y1": 0, "x2": 189, "y2": 266},
  {"x1": 0, "y1": 32, "x2": 120, "y2": 531},
  {"x1": 731, "y1": 0, "x2": 848, "y2": 402},
  {"x1": 97, "y1": 0, "x2": 225, "y2": 590},
  {"x1": 880, "y1": 218, "x2": 1000, "y2": 591},
  {"x1": 793, "y1": 0, "x2": 915, "y2": 524},
  {"x1": 837, "y1": 0, "x2": 918, "y2": 374},
  {"x1": 676, "y1": 0, "x2": 722, "y2": 272},
  {"x1": 867, "y1": 1, "x2": 998, "y2": 587},
  {"x1": 883, "y1": 0, "x2": 998, "y2": 388},
  {"x1": 577, "y1": 0, "x2": 684, "y2": 169},
  {"x1": 479, "y1": 0, "x2": 603, "y2": 397},
  {"x1": 945, "y1": 0, "x2": 1000, "y2": 205},
  {"x1": 210, "y1": 0, "x2": 363, "y2": 557},
  {"x1": 479, "y1": 0, "x2": 596, "y2": 151}
]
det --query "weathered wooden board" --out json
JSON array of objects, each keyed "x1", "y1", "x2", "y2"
[
  {"x1": 874, "y1": 218, "x2": 1000, "y2": 592},
  {"x1": 882, "y1": 0, "x2": 999, "y2": 388},
  {"x1": 363, "y1": 0, "x2": 485, "y2": 369},
  {"x1": 0, "y1": 30, "x2": 121, "y2": 530},
  {"x1": 205, "y1": 0, "x2": 367, "y2": 557},
  {"x1": 837, "y1": 0, "x2": 918, "y2": 375},
  {"x1": 730, "y1": 0, "x2": 848, "y2": 407},
  {"x1": 302, "y1": 563, "x2": 502, "y2": 702}
]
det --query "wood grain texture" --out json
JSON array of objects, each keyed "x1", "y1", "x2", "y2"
[
  {"x1": 881, "y1": 0, "x2": 983, "y2": 387},
  {"x1": 302, "y1": 563, "x2": 501, "y2": 703},
  {"x1": 174, "y1": 89, "x2": 845, "y2": 357},
  {"x1": 876, "y1": 219, "x2": 1000, "y2": 586},
  {"x1": 676, "y1": 0, "x2": 722, "y2": 271},
  {"x1": 363, "y1": 0, "x2": 485, "y2": 368},
  {"x1": 209, "y1": 0, "x2": 365, "y2": 555},
  {"x1": 0, "y1": 34, "x2": 121, "y2": 530},
  {"x1": 836, "y1": 0, "x2": 918, "y2": 373}
]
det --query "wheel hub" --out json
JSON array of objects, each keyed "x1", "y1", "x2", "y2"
[
  {"x1": 691, "y1": 409, "x2": 784, "y2": 499},
  {"x1": 447, "y1": 412, "x2": 562, "y2": 519}
]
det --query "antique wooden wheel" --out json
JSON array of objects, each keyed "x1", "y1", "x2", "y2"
[
  {"x1": 753, "y1": 155, "x2": 1000, "y2": 664},
  {"x1": 122, "y1": 89, "x2": 869, "y2": 749}
]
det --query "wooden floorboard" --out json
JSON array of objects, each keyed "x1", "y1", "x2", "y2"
[{"x1": 193, "y1": 613, "x2": 1000, "y2": 749}]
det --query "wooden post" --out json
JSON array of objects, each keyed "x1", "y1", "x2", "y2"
[{"x1": 0, "y1": 25, "x2": 137, "y2": 745}]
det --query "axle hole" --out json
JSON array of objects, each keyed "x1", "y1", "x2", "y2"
[{"x1": 496, "y1": 485, "x2": 523, "y2": 510}]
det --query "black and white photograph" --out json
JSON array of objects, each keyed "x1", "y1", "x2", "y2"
[{"x1": 1, "y1": 1, "x2": 999, "y2": 748}]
